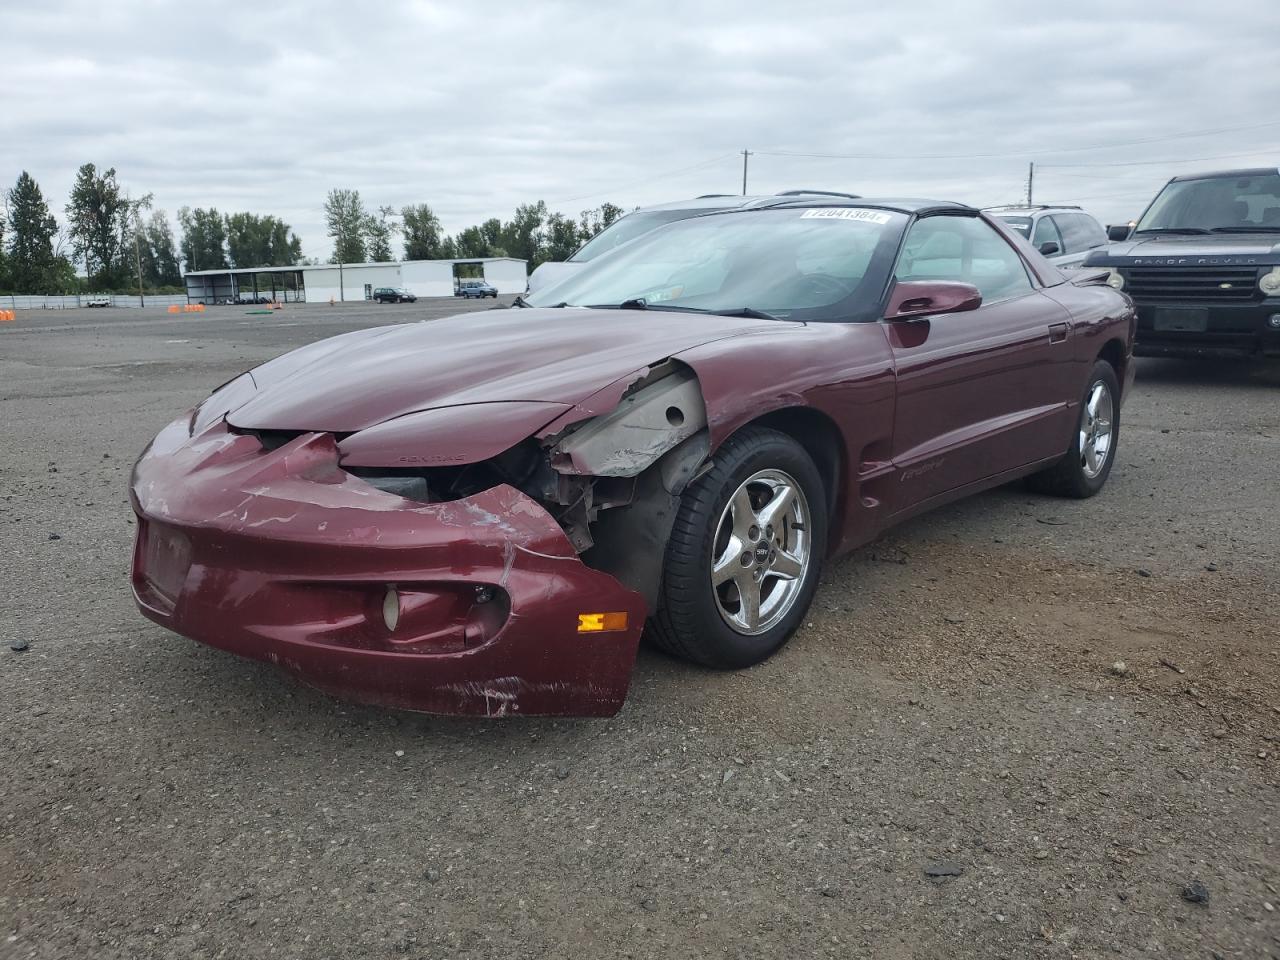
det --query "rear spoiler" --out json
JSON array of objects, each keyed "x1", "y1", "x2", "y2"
[{"x1": 1064, "y1": 266, "x2": 1112, "y2": 287}]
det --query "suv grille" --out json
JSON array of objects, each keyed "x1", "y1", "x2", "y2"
[{"x1": 1120, "y1": 266, "x2": 1260, "y2": 302}]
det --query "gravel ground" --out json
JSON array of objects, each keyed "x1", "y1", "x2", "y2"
[{"x1": 1, "y1": 300, "x2": 1277, "y2": 960}]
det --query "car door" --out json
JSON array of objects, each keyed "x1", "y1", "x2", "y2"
[{"x1": 884, "y1": 213, "x2": 1077, "y2": 513}]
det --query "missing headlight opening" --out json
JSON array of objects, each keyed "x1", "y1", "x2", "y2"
[{"x1": 338, "y1": 362, "x2": 711, "y2": 609}]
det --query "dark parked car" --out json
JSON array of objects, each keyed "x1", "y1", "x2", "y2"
[
  {"x1": 985, "y1": 205, "x2": 1108, "y2": 268},
  {"x1": 131, "y1": 199, "x2": 1133, "y2": 717},
  {"x1": 457, "y1": 280, "x2": 497, "y2": 298},
  {"x1": 526, "y1": 190, "x2": 862, "y2": 295},
  {"x1": 373, "y1": 287, "x2": 416, "y2": 304},
  {"x1": 1084, "y1": 167, "x2": 1280, "y2": 357}
]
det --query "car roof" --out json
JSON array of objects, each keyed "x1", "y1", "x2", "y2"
[
  {"x1": 1169, "y1": 167, "x2": 1279, "y2": 182},
  {"x1": 635, "y1": 190, "x2": 863, "y2": 215},
  {"x1": 766, "y1": 197, "x2": 974, "y2": 215},
  {"x1": 982, "y1": 204, "x2": 1084, "y2": 214}
]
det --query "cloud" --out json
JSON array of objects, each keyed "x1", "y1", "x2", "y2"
[{"x1": 1, "y1": 0, "x2": 1277, "y2": 260}]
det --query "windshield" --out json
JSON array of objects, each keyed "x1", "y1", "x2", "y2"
[
  {"x1": 527, "y1": 206, "x2": 907, "y2": 321},
  {"x1": 572, "y1": 209, "x2": 708, "y2": 262},
  {"x1": 1136, "y1": 173, "x2": 1280, "y2": 233},
  {"x1": 995, "y1": 216, "x2": 1032, "y2": 237}
]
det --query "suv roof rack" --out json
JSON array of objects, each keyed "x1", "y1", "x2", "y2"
[
  {"x1": 983, "y1": 203, "x2": 1082, "y2": 212},
  {"x1": 776, "y1": 189, "x2": 862, "y2": 199},
  {"x1": 696, "y1": 194, "x2": 735, "y2": 199}
]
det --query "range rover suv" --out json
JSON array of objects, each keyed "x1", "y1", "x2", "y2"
[{"x1": 1083, "y1": 168, "x2": 1280, "y2": 357}]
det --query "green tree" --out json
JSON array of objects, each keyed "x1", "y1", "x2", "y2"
[
  {"x1": 177, "y1": 207, "x2": 228, "y2": 271},
  {"x1": 500, "y1": 201, "x2": 547, "y2": 263},
  {"x1": 453, "y1": 225, "x2": 487, "y2": 258},
  {"x1": 542, "y1": 211, "x2": 583, "y2": 264},
  {"x1": 120, "y1": 192, "x2": 154, "y2": 296},
  {"x1": 401, "y1": 203, "x2": 444, "y2": 260},
  {"x1": 65, "y1": 163, "x2": 127, "y2": 287},
  {"x1": 366, "y1": 205, "x2": 399, "y2": 262},
  {"x1": 479, "y1": 217, "x2": 506, "y2": 256},
  {"x1": 324, "y1": 188, "x2": 369, "y2": 263},
  {"x1": 146, "y1": 211, "x2": 183, "y2": 286},
  {"x1": 223, "y1": 212, "x2": 299, "y2": 268},
  {"x1": 6, "y1": 172, "x2": 60, "y2": 293},
  {"x1": 579, "y1": 202, "x2": 625, "y2": 241},
  {"x1": 0, "y1": 201, "x2": 7, "y2": 289}
]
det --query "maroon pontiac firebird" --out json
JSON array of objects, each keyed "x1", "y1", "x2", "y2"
[{"x1": 131, "y1": 199, "x2": 1135, "y2": 716}]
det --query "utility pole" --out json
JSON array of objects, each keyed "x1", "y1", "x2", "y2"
[
  {"x1": 1026, "y1": 162, "x2": 1035, "y2": 206},
  {"x1": 126, "y1": 192, "x2": 152, "y2": 307},
  {"x1": 337, "y1": 220, "x2": 345, "y2": 302},
  {"x1": 134, "y1": 223, "x2": 145, "y2": 307},
  {"x1": 741, "y1": 149, "x2": 753, "y2": 196}
]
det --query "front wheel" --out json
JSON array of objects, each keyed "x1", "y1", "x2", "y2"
[
  {"x1": 650, "y1": 426, "x2": 827, "y2": 669},
  {"x1": 1027, "y1": 358, "x2": 1120, "y2": 498}
]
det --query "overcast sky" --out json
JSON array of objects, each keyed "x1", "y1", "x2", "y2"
[{"x1": 2, "y1": 0, "x2": 1278, "y2": 261}]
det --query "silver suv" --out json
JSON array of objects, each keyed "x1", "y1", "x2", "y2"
[{"x1": 984, "y1": 205, "x2": 1108, "y2": 268}]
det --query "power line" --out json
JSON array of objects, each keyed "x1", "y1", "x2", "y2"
[
  {"x1": 1039, "y1": 145, "x2": 1279, "y2": 168},
  {"x1": 548, "y1": 153, "x2": 734, "y2": 206},
  {"x1": 754, "y1": 119, "x2": 1280, "y2": 163}
]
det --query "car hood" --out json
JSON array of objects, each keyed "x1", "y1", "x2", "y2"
[
  {"x1": 226, "y1": 307, "x2": 780, "y2": 433},
  {"x1": 1087, "y1": 233, "x2": 1280, "y2": 265}
]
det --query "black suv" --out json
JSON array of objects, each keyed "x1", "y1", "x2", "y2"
[
  {"x1": 373, "y1": 287, "x2": 416, "y2": 303},
  {"x1": 1084, "y1": 168, "x2": 1280, "y2": 357}
]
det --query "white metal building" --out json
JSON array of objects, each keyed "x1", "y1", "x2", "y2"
[{"x1": 183, "y1": 257, "x2": 528, "y2": 304}]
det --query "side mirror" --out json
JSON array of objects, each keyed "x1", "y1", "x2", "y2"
[
  {"x1": 885, "y1": 280, "x2": 983, "y2": 321},
  {"x1": 1037, "y1": 241, "x2": 1061, "y2": 256},
  {"x1": 1107, "y1": 224, "x2": 1132, "y2": 241}
]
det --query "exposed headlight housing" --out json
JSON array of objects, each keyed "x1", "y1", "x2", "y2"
[
  {"x1": 1105, "y1": 269, "x2": 1126, "y2": 291},
  {"x1": 1259, "y1": 267, "x2": 1280, "y2": 297}
]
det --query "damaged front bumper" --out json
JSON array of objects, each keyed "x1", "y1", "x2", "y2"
[{"x1": 129, "y1": 418, "x2": 647, "y2": 717}]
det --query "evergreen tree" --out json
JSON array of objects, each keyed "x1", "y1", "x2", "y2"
[{"x1": 6, "y1": 171, "x2": 59, "y2": 293}]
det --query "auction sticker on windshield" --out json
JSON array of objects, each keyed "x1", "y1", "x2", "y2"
[{"x1": 800, "y1": 208, "x2": 892, "y2": 225}]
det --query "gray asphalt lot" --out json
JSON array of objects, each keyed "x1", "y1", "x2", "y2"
[{"x1": 1, "y1": 299, "x2": 1277, "y2": 959}]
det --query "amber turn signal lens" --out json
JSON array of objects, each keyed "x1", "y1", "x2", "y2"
[{"x1": 577, "y1": 612, "x2": 628, "y2": 633}]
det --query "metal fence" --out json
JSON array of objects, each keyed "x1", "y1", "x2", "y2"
[{"x1": 2, "y1": 294, "x2": 189, "y2": 310}]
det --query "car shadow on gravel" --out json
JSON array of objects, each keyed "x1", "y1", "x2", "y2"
[{"x1": 1134, "y1": 356, "x2": 1280, "y2": 388}]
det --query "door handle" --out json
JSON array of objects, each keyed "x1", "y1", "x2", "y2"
[{"x1": 1048, "y1": 322, "x2": 1069, "y2": 344}]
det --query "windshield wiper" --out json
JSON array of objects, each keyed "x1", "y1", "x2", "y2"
[
  {"x1": 589, "y1": 300, "x2": 787, "y2": 321},
  {"x1": 1132, "y1": 227, "x2": 1211, "y2": 235},
  {"x1": 1208, "y1": 226, "x2": 1280, "y2": 233},
  {"x1": 712, "y1": 306, "x2": 785, "y2": 322},
  {"x1": 513, "y1": 297, "x2": 574, "y2": 308}
]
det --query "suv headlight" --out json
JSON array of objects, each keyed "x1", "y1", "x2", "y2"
[
  {"x1": 1260, "y1": 268, "x2": 1280, "y2": 296},
  {"x1": 1105, "y1": 269, "x2": 1125, "y2": 291}
]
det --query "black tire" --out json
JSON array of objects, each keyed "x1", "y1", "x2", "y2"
[
  {"x1": 649, "y1": 426, "x2": 828, "y2": 669},
  {"x1": 1027, "y1": 358, "x2": 1120, "y2": 498}
]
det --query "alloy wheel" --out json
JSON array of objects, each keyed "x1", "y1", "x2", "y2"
[
  {"x1": 710, "y1": 469, "x2": 812, "y2": 636},
  {"x1": 1080, "y1": 380, "x2": 1114, "y2": 479}
]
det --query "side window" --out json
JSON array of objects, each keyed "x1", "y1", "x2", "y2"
[
  {"x1": 1074, "y1": 213, "x2": 1107, "y2": 249},
  {"x1": 895, "y1": 215, "x2": 1035, "y2": 304},
  {"x1": 1056, "y1": 214, "x2": 1091, "y2": 253},
  {"x1": 1031, "y1": 216, "x2": 1062, "y2": 252}
]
